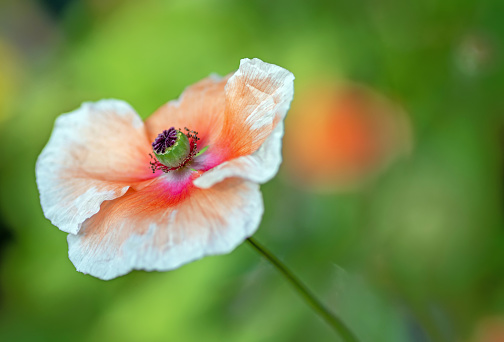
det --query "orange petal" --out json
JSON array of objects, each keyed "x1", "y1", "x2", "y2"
[
  {"x1": 194, "y1": 59, "x2": 294, "y2": 188},
  {"x1": 194, "y1": 120, "x2": 285, "y2": 188},
  {"x1": 67, "y1": 176, "x2": 263, "y2": 280},
  {"x1": 145, "y1": 75, "x2": 230, "y2": 152},
  {"x1": 36, "y1": 100, "x2": 153, "y2": 234},
  {"x1": 216, "y1": 58, "x2": 294, "y2": 160}
]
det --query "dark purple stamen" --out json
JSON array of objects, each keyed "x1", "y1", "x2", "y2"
[{"x1": 152, "y1": 127, "x2": 178, "y2": 154}]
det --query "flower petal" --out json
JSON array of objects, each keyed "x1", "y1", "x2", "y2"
[
  {"x1": 67, "y1": 176, "x2": 263, "y2": 280},
  {"x1": 36, "y1": 100, "x2": 153, "y2": 234},
  {"x1": 194, "y1": 58, "x2": 294, "y2": 188},
  {"x1": 215, "y1": 58, "x2": 294, "y2": 158},
  {"x1": 145, "y1": 74, "x2": 230, "y2": 150},
  {"x1": 194, "y1": 121, "x2": 285, "y2": 188}
]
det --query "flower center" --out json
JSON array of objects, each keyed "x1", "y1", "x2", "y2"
[
  {"x1": 150, "y1": 127, "x2": 200, "y2": 173},
  {"x1": 152, "y1": 127, "x2": 178, "y2": 154}
]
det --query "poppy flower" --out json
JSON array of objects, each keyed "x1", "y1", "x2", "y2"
[
  {"x1": 284, "y1": 82, "x2": 411, "y2": 192},
  {"x1": 36, "y1": 58, "x2": 294, "y2": 280}
]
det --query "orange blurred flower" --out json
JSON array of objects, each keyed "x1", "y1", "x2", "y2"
[
  {"x1": 283, "y1": 82, "x2": 411, "y2": 191},
  {"x1": 472, "y1": 317, "x2": 504, "y2": 342}
]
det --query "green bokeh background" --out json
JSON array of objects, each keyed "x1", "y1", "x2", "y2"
[{"x1": 0, "y1": 0, "x2": 503, "y2": 341}]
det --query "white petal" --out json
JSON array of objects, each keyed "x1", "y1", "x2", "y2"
[
  {"x1": 36, "y1": 99, "x2": 152, "y2": 234},
  {"x1": 67, "y1": 178, "x2": 263, "y2": 280}
]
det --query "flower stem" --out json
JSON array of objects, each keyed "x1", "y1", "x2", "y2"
[{"x1": 246, "y1": 237, "x2": 359, "y2": 342}]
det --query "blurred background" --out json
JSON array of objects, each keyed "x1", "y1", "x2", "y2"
[{"x1": 0, "y1": 0, "x2": 503, "y2": 341}]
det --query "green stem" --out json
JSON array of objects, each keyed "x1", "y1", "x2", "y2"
[{"x1": 246, "y1": 237, "x2": 359, "y2": 342}]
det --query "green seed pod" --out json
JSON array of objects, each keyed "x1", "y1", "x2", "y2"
[{"x1": 152, "y1": 128, "x2": 191, "y2": 168}]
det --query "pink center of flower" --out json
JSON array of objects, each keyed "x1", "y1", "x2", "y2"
[{"x1": 150, "y1": 127, "x2": 200, "y2": 173}]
